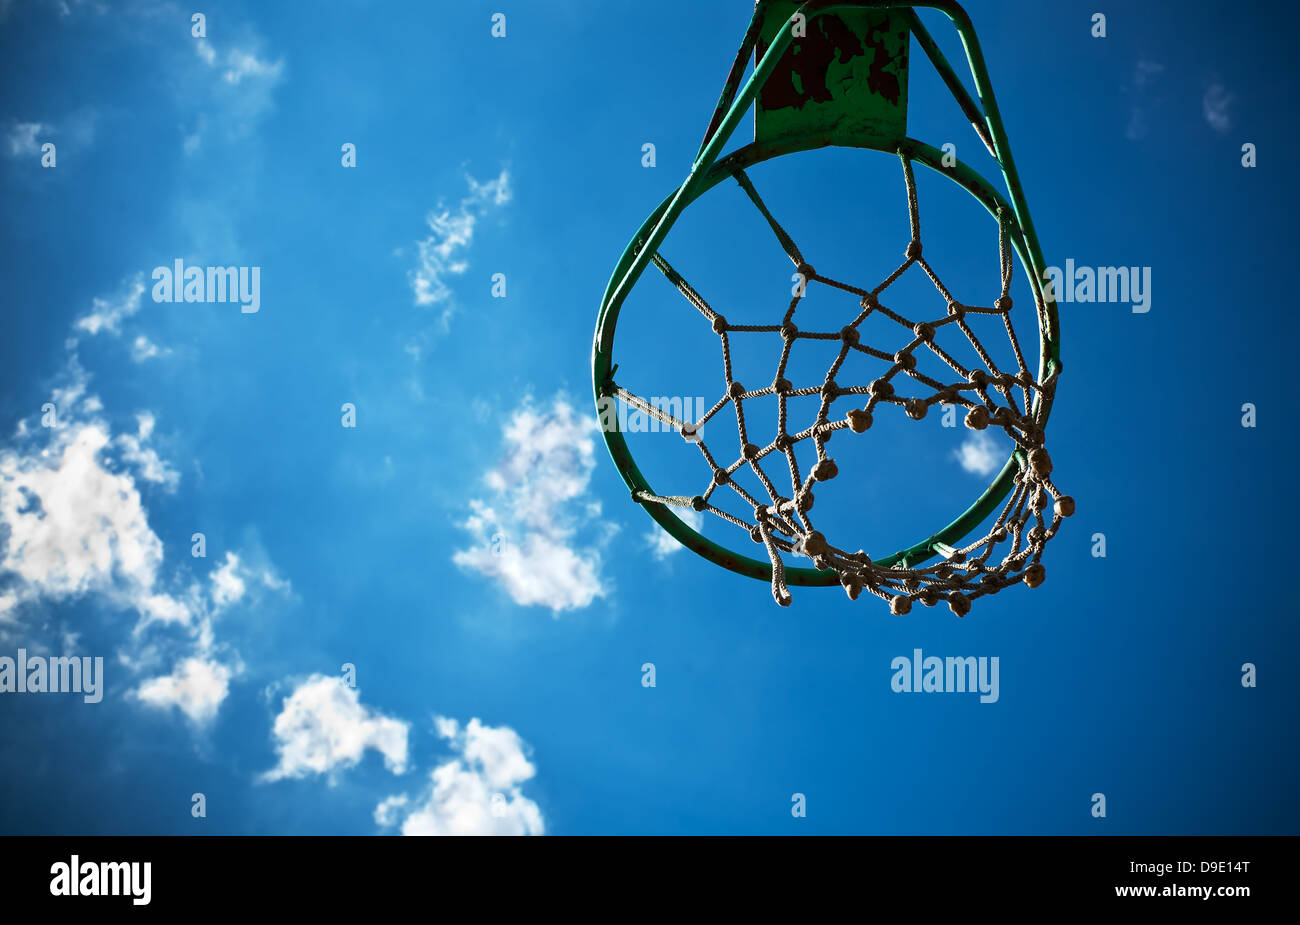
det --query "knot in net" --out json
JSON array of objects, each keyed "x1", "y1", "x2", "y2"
[{"x1": 610, "y1": 152, "x2": 1071, "y2": 613}]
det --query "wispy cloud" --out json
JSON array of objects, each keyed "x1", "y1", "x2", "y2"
[
  {"x1": 375, "y1": 717, "x2": 544, "y2": 836},
  {"x1": 1203, "y1": 83, "x2": 1234, "y2": 133},
  {"x1": 115, "y1": 411, "x2": 179, "y2": 491},
  {"x1": 1134, "y1": 59, "x2": 1164, "y2": 90},
  {"x1": 209, "y1": 552, "x2": 247, "y2": 608},
  {"x1": 71, "y1": 274, "x2": 172, "y2": 364},
  {"x1": 129, "y1": 334, "x2": 167, "y2": 362},
  {"x1": 184, "y1": 37, "x2": 285, "y2": 153},
  {"x1": 73, "y1": 273, "x2": 144, "y2": 336},
  {"x1": 1124, "y1": 58, "x2": 1164, "y2": 141},
  {"x1": 221, "y1": 48, "x2": 283, "y2": 85},
  {"x1": 41, "y1": 0, "x2": 108, "y2": 19},
  {"x1": 406, "y1": 169, "x2": 512, "y2": 332},
  {"x1": 4, "y1": 109, "x2": 98, "y2": 160},
  {"x1": 453, "y1": 395, "x2": 612, "y2": 613},
  {"x1": 4, "y1": 121, "x2": 51, "y2": 157}
]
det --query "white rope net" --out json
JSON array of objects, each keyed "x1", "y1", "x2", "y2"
[{"x1": 610, "y1": 152, "x2": 1072, "y2": 613}]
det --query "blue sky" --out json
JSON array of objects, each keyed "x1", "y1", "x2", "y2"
[{"x1": 1, "y1": 0, "x2": 1297, "y2": 835}]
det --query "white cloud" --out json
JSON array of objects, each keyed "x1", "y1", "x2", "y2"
[
  {"x1": 376, "y1": 717, "x2": 544, "y2": 836},
  {"x1": 5, "y1": 121, "x2": 51, "y2": 157},
  {"x1": 130, "y1": 334, "x2": 167, "y2": 362},
  {"x1": 373, "y1": 794, "x2": 410, "y2": 827},
  {"x1": 0, "y1": 374, "x2": 247, "y2": 722},
  {"x1": 73, "y1": 276, "x2": 144, "y2": 336},
  {"x1": 452, "y1": 396, "x2": 611, "y2": 612},
  {"x1": 194, "y1": 38, "x2": 283, "y2": 86},
  {"x1": 408, "y1": 169, "x2": 512, "y2": 317},
  {"x1": 136, "y1": 656, "x2": 234, "y2": 725},
  {"x1": 131, "y1": 547, "x2": 286, "y2": 722},
  {"x1": 467, "y1": 172, "x2": 512, "y2": 207},
  {"x1": 116, "y1": 412, "x2": 179, "y2": 491},
  {"x1": 222, "y1": 48, "x2": 283, "y2": 85},
  {"x1": 646, "y1": 508, "x2": 703, "y2": 560},
  {"x1": 0, "y1": 416, "x2": 178, "y2": 614},
  {"x1": 0, "y1": 367, "x2": 206, "y2": 588},
  {"x1": 1203, "y1": 83, "x2": 1234, "y2": 133},
  {"x1": 138, "y1": 592, "x2": 191, "y2": 627},
  {"x1": 209, "y1": 552, "x2": 247, "y2": 608},
  {"x1": 952, "y1": 430, "x2": 1003, "y2": 477},
  {"x1": 0, "y1": 309, "x2": 286, "y2": 726},
  {"x1": 262, "y1": 675, "x2": 410, "y2": 782}
]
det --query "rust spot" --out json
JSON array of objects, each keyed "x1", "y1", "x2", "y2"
[
  {"x1": 760, "y1": 14, "x2": 861, "y2": 111},
  {"x1": 864, "y1": 20, "x2": 902, "y2": 105},
  {"x1": 759, "y1": 13, "x2": 902, "y2": 113}
]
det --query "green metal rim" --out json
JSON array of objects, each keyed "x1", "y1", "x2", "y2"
[
  {"x1": 592, "y1": 0, "x2": 1062, "y2": 588},
  {"x1": 594, "y1": 136, "x2": 1059, "y2": 586}
]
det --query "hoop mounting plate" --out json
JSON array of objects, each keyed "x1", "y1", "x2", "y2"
[{"x1": 755, "y1": 3, "x2": 910, "y2": 148}]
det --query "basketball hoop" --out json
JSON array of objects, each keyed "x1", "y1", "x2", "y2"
[{"x1": 593, "y1": 1, "x2": 1070, "y2": 613}]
